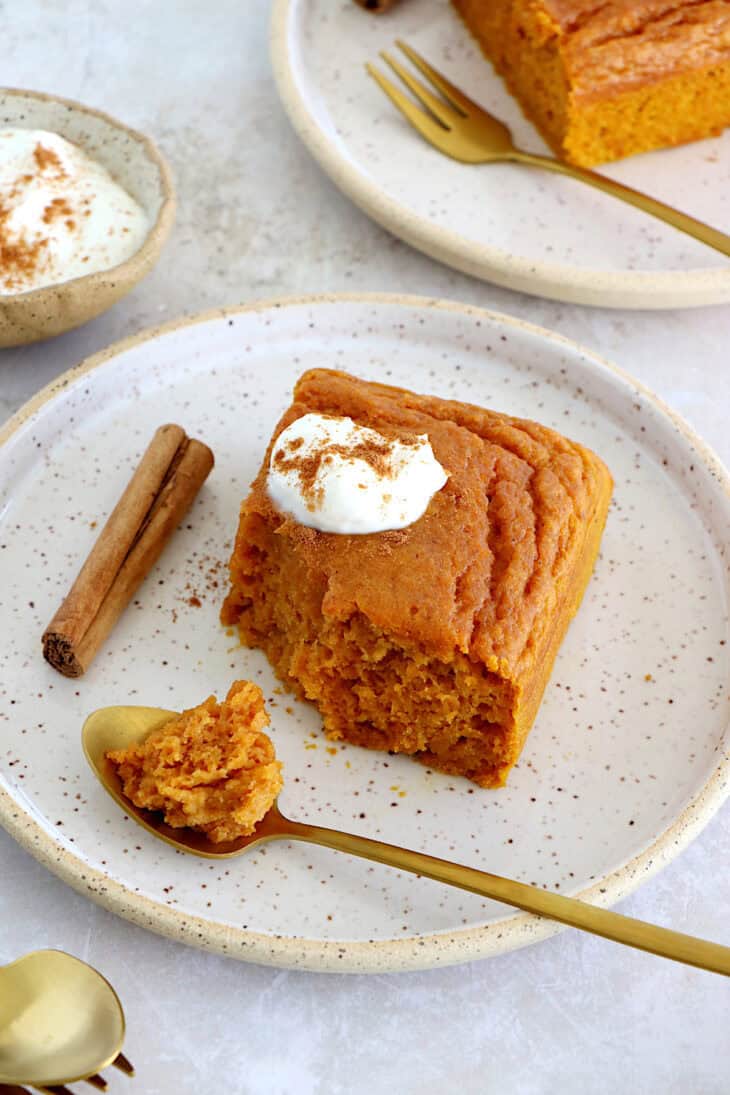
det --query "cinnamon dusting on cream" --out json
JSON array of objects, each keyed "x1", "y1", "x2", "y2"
[
  {"x1": 33, "y1": 143, "x2": 65, "y2": 175},
  {"x1": 0, "y1": 129, "x2": 149, "y2": 294},
  {"x1": 266, "y1": 412, "x2": 448, "y2": 535},
  {"x1": 272, "y1": 419, "x2": 418, "y2": 511}
]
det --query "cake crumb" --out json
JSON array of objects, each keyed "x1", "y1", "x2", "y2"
[{"x1": 106, "y1": 680, "x2": 282, "y2": 842}]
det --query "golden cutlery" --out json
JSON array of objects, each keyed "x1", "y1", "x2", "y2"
[
  {"x1": 1, "y1": 1083, "x2": 131, "y2": 1095},
  {"x1": 0, "y1": 951, "x2": 134, "y2": 1091},
  {"x1": 354, "y1": 0, "x2": 400, "y2": 11},
  {"x1": 82, "y1": 704, "x2": 730, "y2": 976},
  {"x1": 366, "y1": 40, "x2": 730, "y2": 259},
  {"x1": 0, "y1": 1083, "x2": 116, "y2": 1094}
]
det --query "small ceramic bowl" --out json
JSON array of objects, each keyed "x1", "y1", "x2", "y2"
[{"x1": 0, "y1": 88, "x2": 176, "y2": 348}]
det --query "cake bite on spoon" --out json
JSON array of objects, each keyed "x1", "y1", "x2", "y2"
[{"x1": 88, "y1": 681, "x2": 283, "y2": 857}]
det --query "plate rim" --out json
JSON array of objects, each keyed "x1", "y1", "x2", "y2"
[
  {"x1": 269, "y1": 0, "x2": 730, "y2": 311},
  {"x1": 1, "y1": 291, "x2": 728, "y2": 973}
]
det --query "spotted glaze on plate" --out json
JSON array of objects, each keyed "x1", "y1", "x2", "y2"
[
  {"x1": 1, "y1": 295, "x2": 728, "y2": 972},
  {"x1": 271, "y1": 0, "x2": 730, "y2": 309}
]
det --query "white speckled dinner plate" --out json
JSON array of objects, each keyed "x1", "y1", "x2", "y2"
[
  {"x1": 1, "y1": 295, "x2": 728, "y2": 972},
  {"x1": 271, "y1": 0, "x2": 730, "y2": 309}
]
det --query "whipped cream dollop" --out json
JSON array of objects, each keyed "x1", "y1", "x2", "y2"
[
  {"x1": 267, "y1": 412, "x2": 448, "y2": 534},
  {"x1": 0, "y1": 128, "x2": 149, "y2": 293}
]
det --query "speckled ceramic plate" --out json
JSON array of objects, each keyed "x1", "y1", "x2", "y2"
[
  {"x1": 271, "y1": 0, "x2": 730, "y2": 309},
  {"x1": 1, "y1": 295, "x2": 728, "y2": 972}
]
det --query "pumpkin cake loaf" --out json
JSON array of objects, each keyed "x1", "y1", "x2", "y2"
[
  {"x1": 451, "y1": 0, "x2": 730, "y2": 165},
  {"x1": 222, "y1": 369, "x2": 612, "y2": 788}
]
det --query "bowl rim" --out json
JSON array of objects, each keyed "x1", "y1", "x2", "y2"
[{"x1": 0, "y1": 85, "x2": 176, "y2": 301}]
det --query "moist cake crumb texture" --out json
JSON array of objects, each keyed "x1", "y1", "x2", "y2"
[
  {"x1": 107, "y1": 680, "x2": 283, "y2": 842},
  {"x1": 222, "y1": 369, "x2": 613, "y2": 788}
]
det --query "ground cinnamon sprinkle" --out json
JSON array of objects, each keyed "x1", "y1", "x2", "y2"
[
  {"x1": 272, "y1": 422, "x2": 419, "y2": 511},
  {"x1": 0, "y1": 200, "x2": 49, "y2": 290},
  {"x1": 0, "y1": 142, "x2": 76, "y2": 291},
  {"x1": 42, "y1": 197, "x2": 75, "y2": 226},
  {"x1": 33, "y1": 142, "x2": 65, "y2": 175},
  {"x1": 179, "y1": 554, "x2": 226, "y2": 609}
]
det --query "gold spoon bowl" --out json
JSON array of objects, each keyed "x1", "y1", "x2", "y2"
[
  {"x1": 0, "y1": 950, "x2": 125, "y2": 1088},
  {"x1": 83, "y1": 705, "x2": 730, "y2": 976}
]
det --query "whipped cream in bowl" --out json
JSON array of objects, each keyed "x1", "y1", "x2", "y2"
[
  {"x1": 0, "y1": 128, "x2": 150, "y2": 294},
  {"x1": 267, "y1": 412, "x2": 448, "y2": 534},
  {"x1": 0, "y1": 88, "x2": 175, "y2": 347}
]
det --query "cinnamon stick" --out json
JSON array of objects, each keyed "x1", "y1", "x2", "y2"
[
  {"x1": 353, "y1": 0, "x2": 402, "y2": 11},
  {"x1": 42, "y1": 424, "x2": 214, "y2": 678}
]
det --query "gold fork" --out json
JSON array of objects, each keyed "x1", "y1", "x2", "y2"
[
  {"x1": 0, "y1": 950, "x2": 134, "y2": 1094},
  {"x1": 367, "y1": 41, "x2": 730, "y2": 258},
  {"x1": 0, "y1": 1053, "x2": 133, "y2": 1094},
  {"x1": 33, "y1": 1055, "x2": 134, "y2": 1093}
]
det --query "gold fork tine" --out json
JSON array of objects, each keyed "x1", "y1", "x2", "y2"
[
  {"x1": 32, "y1": 1064, "x2": 123, "y2": 1093},
  {"x1": 395, "y1": 39, "x2": 476, "y2": 116},
  {"x1": 82, "y1": 1075, "x2": 107, "y2": 1090},
  {"x1": 379, "y1": 50, "x2": 459, "y2": 129},
  {"x1": 111, "y1": 1053, "x2": 135, "y2": 1077},
  {"x1": 365, "y1": 62, "x2": 449, "y2": 148}
]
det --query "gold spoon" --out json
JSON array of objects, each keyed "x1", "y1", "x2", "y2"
[
  {"x1": 83, "y1": 705, "x2": 730, "y2": 976},
  {"x1": 0, "y1": 950, "x2": 128, "y2": 1088}
]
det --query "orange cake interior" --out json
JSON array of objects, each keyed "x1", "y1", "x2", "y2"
[
  {"x1": 107, "y1": 680, "x2": 282, "y2": 842},
  {"x1": 222, "y1": 369, "x2": 612, "y2": 789},
  {"x1": 451, "y1": 0, "x2": 730, "y2": 166}
]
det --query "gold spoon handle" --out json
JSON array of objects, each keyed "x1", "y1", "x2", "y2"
[
  {"x1": 279, "y1": 815, "x2": 730, "y2": 975},
  {"x1": 512, "y1": 150, "x2": 730, "y2": 258}
]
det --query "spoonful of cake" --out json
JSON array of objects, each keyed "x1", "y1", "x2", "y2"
[{"x1": 82, "y1": 682, "x2": 730, "y2": 976}]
